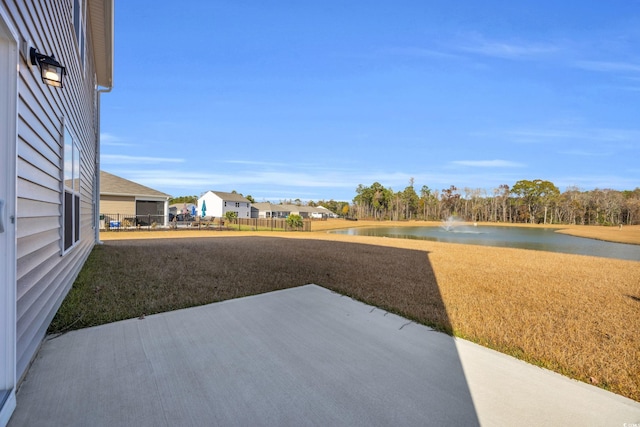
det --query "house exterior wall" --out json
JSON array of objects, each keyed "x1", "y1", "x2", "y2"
[
  {"x1": 198, "y1": 192, "x2": 223, "y2": 218},
  {"x1": 198, "y1": 191, "x2": 251, "y2": 219},
  {"x1": 251, "y1": 203, "x2": 289, "y2": 219},
  {"x1": 252, "y1": 204, "x2": 330, "y2": 219},
  {"x1": 100, "y1": 195, "x2": 135, "y2": 216},
  {"x1": 222, "y1": 199, "x2": 251, "y2": 219},
  {"x1": 2, "y1": 0, "x2": 109, "y2": 383},
  {"x1": 0, "y1": 5, "x2": 18, "y2": 424}
]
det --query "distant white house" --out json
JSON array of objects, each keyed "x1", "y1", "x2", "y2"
[
  {"x1": 198, "y1": 191, "x2": 251, "y2": 219},
  {"x1": 251, "y1": 202, "x2": 291, "y2": 219},
  {"x1": 251, "y1": 203, "x2": 332, "y2": 219},
  {"x1": 316, "y1": 205, "x2": 339, "y2": 218}
]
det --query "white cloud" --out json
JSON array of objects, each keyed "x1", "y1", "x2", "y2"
[
  {"x1": 557, "y1": 149, "x2": 608, "y2": 157},
  {"x1": 555, "y1": 174, "x2": 640, "y2": 191},
  {"x1": 453, "y1": 34, "x2": 560, "y2": 60},
  {"x1": 451, "y1": 160, "x2": 524, "y2": 168},
  {"x1": 379, "y1": 34, "x2": 561, "y2": 67},
  {"x1": 574, "y1": 60, "x2": 640, "y2": 73},
  {"x1": 503, "y1": 127, "x2": 640, "y2": 144},
  {"x1": 615, "y1": 85, "x2": 640, "y2": 92},
  {"x1": 100, "y1": 133, "x2": 131, "y2": 147},
  {"x1": 109, "y1": 169, "x2": 357, "y2": 191},
  {"x1": 382, "y1": 46, "x2": 463, "y2": 60},
  {"x1": 100, "y1": 133, "x2": 120, "y2": 142},
  {"x1": 225, "y1": 160, "x2": 289, "y2": 167},
  {"x1": 101, "y1": 154, "x2": 185, "y2": 164}
]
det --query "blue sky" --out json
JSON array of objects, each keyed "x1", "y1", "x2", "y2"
[{"x1": 100, "y1": 1, "x2": 640, "y2": 202}]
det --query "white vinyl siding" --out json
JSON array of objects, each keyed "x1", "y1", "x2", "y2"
[
  {"x1": 5, "y1": 0, "x2": 100, "y2": 381},
  {"x1": 198, "y1": 191, "x2": 252, "y2": 220},
  {"x1": 73, "y1": 0, "x2": 86, "y2": 70},
  {"x1": 0, "y1": 5, "x2": 18, "y2": 423},
  {"x1": 100, "y1": 195, "x2": 135, "y2": 216}
]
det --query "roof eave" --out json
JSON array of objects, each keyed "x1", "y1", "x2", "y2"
[
  {"x1": 101, "y1": 192, "x2": 170, "y2": 199},
  {"x1": 88, "y1": 0, "x2": 114, "y2": 88}
]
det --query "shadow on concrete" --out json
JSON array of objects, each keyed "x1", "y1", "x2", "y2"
[{"x1": 13, "y1": 237, "x2": 480, "y2": 426}]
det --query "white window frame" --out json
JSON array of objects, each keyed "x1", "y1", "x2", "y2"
[
  {"x1": 0, "y1": 7, "x2": 18, "y2": 424},
  {"x1": 62, "y1": 126, "x2": 81, "y2": 254}
]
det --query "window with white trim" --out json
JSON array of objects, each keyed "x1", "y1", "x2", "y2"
[{"x1": 63, "y1": 128, "x2": 80, "y2": 251}]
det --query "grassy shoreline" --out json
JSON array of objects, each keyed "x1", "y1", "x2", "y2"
[
  {"x1": 100, "y1": 219, "x2": 640, "y2": 246},
  {"x1": 52, "y1": 220, "x2": 640, "y2": 401}
]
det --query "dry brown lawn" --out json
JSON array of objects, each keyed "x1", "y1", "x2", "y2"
[{"x1": 52, "y1": 220, "x2": 640, "y2": 401}]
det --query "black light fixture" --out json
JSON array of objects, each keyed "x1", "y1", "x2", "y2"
[{"x1": 30, "y1": 47, "x2": 66, "y2": 88}]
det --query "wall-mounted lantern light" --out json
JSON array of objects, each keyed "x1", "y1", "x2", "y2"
[{"x1": 30, "y1": 47, "x2": 66, "y2": 88}]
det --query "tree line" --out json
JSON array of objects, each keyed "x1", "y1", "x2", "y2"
[
  {"x1": 169, "y1": 179, "x2": 640, "y2": 226},
  {"x1": 349, "y1": 179, "x2": 640, "y2": 226}
]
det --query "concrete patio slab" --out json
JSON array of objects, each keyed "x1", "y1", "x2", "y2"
[{"x1": 8, "y1": 284, "x2": 640, "y2": 426}]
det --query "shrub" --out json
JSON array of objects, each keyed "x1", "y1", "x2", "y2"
[
  {"x1": 286, "y1": 214, "x2": 303, "y2": 230},
  {"x1": 224, "y1": 211, "x2": 238, "y2": 223}
]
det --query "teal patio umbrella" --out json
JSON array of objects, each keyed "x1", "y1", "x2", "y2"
[{"x1": 201, "y1": 200, "x2": 207, "y2": 218}]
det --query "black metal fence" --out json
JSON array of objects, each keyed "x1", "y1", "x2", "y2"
[
  {"x1": 100, "y1": 213, "x2": 167, "y2": 230},
  {"x1": 234, "y1": 218, "x2": 312, "y2": 231},
  {"x1": 100, "y1": 214, "x2": 312, "y2": 232}
]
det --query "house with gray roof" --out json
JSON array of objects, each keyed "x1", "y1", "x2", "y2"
[
  {"x1": 251, "y1": 202, "x2": 291, "y2": 219},
  {"x1": 99, "y1": 171, "x2": 171, "y2": 227},
  {"x1": 198, "y1": 191, "x2": 251, "y2": 220},
  {"x1": 251, "y1": 203, "x2": 331, "y2": 219}
]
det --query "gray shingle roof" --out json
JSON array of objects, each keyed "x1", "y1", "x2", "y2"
[
  {"x1": 251, "y1": 202, "x2": 281, "y2": 211},
  {"x1": 100, "y1": 171, "x2": 170, "y2": 198},
  {"x1": 208, "y1": 191, "x2": 250, "y2": 203},
  {"x1": 251, "y1": 203, "x2": 327, "y2": 213}
]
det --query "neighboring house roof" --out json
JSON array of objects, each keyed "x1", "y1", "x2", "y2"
[
  {"x1": 251, "y1": 202, "x2": 285, "y2": 211},
  {"x1": 293, "y1": 205, "x2": 322, "y2": 213},
  {"x1": 252, "y1": 203, "x2": 327, "y2": 214},
  {"x1": 205, "y1": 191, "x2": 250, "y2": 203},
  {"x1": 100, "y1": 171, "x2": 170, "y2": 198}
]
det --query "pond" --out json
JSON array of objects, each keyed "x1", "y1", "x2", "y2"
[{"x1": 330, "y1": 225, "x2": 640, "y2": 261}]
